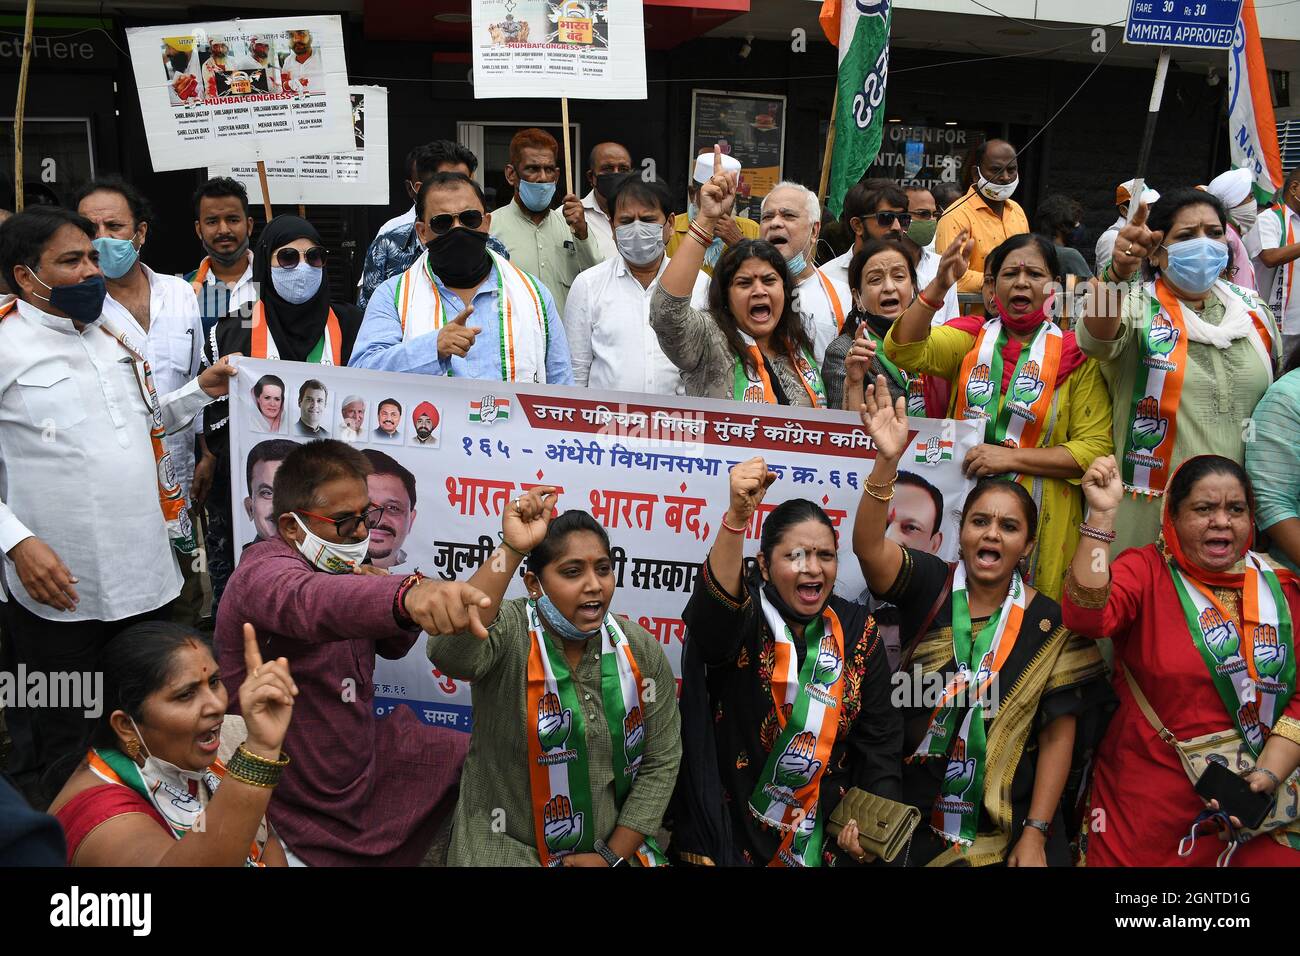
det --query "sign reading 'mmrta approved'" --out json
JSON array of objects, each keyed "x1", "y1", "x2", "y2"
[{"x1": 1125, "y1": 0, "x2": 1245, "y2": 50}]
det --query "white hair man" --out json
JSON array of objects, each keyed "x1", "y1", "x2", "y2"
[{"x1": 689, "y1": 180, "x2": 848, "y2": 363}]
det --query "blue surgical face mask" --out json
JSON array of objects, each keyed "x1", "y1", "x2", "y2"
[
  {"x1": 271, "y1": 262, "x2": 323, "y2": 304},
  {"x1": 92, "y1": 236, "x2": 140, "y2": 280},
  {"x1": 533, "y1": 593, "x2": 601, "y2": 643},
  {"x1": 786, "y1": 249, "x2": 808, "y2": 277},
  {"x1": 28, "y1": 270, "x2": 107, "y2": 323},
  {"x1": 516, "y1": 178, "x2": 556, "y2": 213},
  {"x1": 1163, "y1": 236, "x2": 1229, "y2": 295}
]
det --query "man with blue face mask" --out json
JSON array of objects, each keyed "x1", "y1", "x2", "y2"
[
  {"x1": 489, "y1": 127, "x2": 603, "y2": 316},
  {"x1": 213, "y1": 438, "x2": 473, "y2": 865},
  {"x1": 0, "y1": 207, "x2": 237, "y2": 805},
  {"x1": 76, "y1": 176, "x2": 208, "y2": 628}
]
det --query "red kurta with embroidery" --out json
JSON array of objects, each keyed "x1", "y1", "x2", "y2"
[{"x1": 1062, "y1": 544, "x2": 1300, "y2": 866}]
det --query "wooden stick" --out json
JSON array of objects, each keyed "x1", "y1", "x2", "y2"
[
  {"x1": 561, "y1": 97, "x2": 574, "y2": 197},
  {"x1": 817, "y1": 86, "x2": 839, "y2": 208},
  {"x1": 13, "y1": 0, "x2": 36, "y2": 212},
  {"x1": 256, "y1": 160, "x2": 274, "y2": 223},
  {"x1": 298, "y1": 204, "x2": 306, "y2": 219}
]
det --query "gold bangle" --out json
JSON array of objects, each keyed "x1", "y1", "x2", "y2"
[
  {"x1": 864, "y1": 476, "x2": 897, "y2": 492},
  {"x1": 864, "y1": 485, "x2": 895, "y2": 502},
  {"x1": 236, "y1": 743, "x2": 289, "y2": 768}
]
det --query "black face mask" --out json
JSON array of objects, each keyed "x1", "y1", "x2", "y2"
[
  {"x1": 595, "y1": 171, "x2": 630, "y2": 201},
  {"x1": 426, "y1": 227, "x2": 492, "y2": 287}
]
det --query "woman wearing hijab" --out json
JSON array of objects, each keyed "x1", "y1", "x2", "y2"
[
  {"x1": 882, "y1": 233, "x2": 1114, "y2": 601},
  {"x1": 202, "y1": 215, "x2": 363, "y2": 614},
  {"x1": 1079, "y1": 189, "x2": 1280, "y2": 558},
  {"x1": 1064, "y1": 454, "x2": 1300, "y2": 865}
]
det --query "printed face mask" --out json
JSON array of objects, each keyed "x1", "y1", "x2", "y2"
[
  {"x1": 292, "y1": 513, "x2": 370, "y2": 573},
  {"x1": 976, "y1": 171, "x2": 1019, "y2": 202},
  {"x1": 271, "y1": 262, "x2": 323, "y2": 304}
]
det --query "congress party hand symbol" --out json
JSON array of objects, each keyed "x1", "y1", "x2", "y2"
[
  {"x1": 774, "y1": 731, "x2": 822, "y2": 790},
  {"x1": 923, "y1": 435, "x2": 945, "y2": 465},
  {"x1": 542, "y1": 795, "x2": 584, "y2": 853},
  {"x1": 623, "y1": 707, "x2": 646, "y2": 766},
  {"x1": 942, "y1": 737, "x2": 977, "y2": 798},
  {"x1": 965, "y1": 364, "x2": 995, "y2": 410},
  {"x1": 1199, "y1": 606, "x2": 1240, "y2": 661},
  {"x1": 1130, "y1": 396, "x2": 1168, "y2": 452},
  {"x1": 537, "y1": 692, "x2": 572, "y2": 752},
  {"x1": 1010, "y1": 359, "x2": 1044, "y2": 405},
  {"x1": 1147, "y1": 312, "x2": 1180, "y2": 356},
  {"x1": 1254, "y1": 624, "x2": 1288, "y2": 679},
  {"x1": 813, "y1": 637, "x2": 842, "y2": 688}
]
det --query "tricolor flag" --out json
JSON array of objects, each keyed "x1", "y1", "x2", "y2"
[
  {"x1": 819, "y1": 0, "x2": 893, "y2": 216},
  {"x1": 914, "y1": 438, "x2": 954, "y2": 464},
  {"x1": 469, "y1": 396, "x2": 510, "y2": 423},
  {"x1": 1228, "y1": 0, "x2": 1284, "y2": 204}
]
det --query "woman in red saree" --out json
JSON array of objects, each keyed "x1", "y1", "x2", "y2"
[{"x1": 1063, "y1": 453, "x2": 1300, "y2": 865}]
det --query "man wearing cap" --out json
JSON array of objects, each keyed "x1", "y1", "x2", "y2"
[
  {"x1": 1204, "y1": 168, "x2": 1259, "y2": 292},
  {"x1": 411, "y1": 402, "x2": 439, "y2": 446},
  {"x1": 1257, "y1": 167, "x2": 1300, "y2": 357},
  {"x1": 1095, "y1": 179, "x2": 1160, "y2": 273},
  {"x1": 665, "y1": 148, "x2": 760, "y2": 278}
]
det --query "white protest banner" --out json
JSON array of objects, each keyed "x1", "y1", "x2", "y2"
[
  {"x1": 209, "y1": 86, "x2": 389, "y2": 206},
  {"x1": 472, "y1": 0, "x2": 647, "y2": 100},
  {"x1": 126, "y1": 16, "x2": 354, "y2": 172},
  {"x1": 230, "y1": 360, "x2": 981, "y2": 732}
]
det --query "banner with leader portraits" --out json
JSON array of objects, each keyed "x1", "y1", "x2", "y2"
[
  {"x1": 230, "y1": 359, "x2": 981, "y2": 732},
  {"x1": 126, "y1": 15, "x2": 354, "y2": 172}
]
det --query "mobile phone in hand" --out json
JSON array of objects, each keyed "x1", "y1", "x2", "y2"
[{"x1": 1194, "y1": 760, "x2": 1273, "y2": 830}]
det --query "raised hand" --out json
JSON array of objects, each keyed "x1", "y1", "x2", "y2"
[
  {"x1": 437, "y1": 307, "x2": 481, "y2": 360},
  {"x1": 238, "y1": 623, "x2": 297, "y2": 759},
  {"x1": 1254, "y1": 623, "x2": 1288, "y2": 679},
  {"x1": 537, "y1": 691, "x2": 573, "y2": 753},
  {"x1": 404, "y1": 580, "x2": 492, "y2": 638},
  {"x1": 859, "y1": 373, "x2": 909, "y2": 461},
  {"x1": 1081, "y1": 454, "x2": 1124, "y2": 516},
  {"x1": 1147, "y1": 311, "x2": 1180, "y2": 356},
  {"x1": 1010, "y1": 359, "x2": 1044, "y2": 406},
  {"x1": 1110, "y1": 201, "x2": 1164, "y2": 280},
  {"x1": 1199, "y1": 606, "x2": 1240, "y2": 660},
  {"x1": 774, "y1": 730, "x2": 823, "y2": 790},
  {"x1": 934, "y1": 230, "x2": 975, "y2": 290},
  {"x1": 1130, "y1": 396, "x2": 1168, "y2": 453},
  {"x1": 503, "y1": 484, "x2": 559, "y2": 555},
  {"x1": 542, "y1": 794, "x2": 584, "y2": 854},
  {"x1": 623, "y1": 707, "x2": 646, "y2": 767},
  {"x1": 698, "y1": 144, "x2": 739, "y2": 221},
  {"x1": 844, "y1": 324, "x2": 877, "y2": 388},
  {"x1": 964, "y1": 363, "x2": 995, "y2": 411},
  {"x1": 726, "y1": 457, "x2": 776, "y2": 526}
]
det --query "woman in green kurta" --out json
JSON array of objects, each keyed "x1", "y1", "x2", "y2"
[
  {"x1": 1078, "y1": 188, "x2": 1281, "y2": 556},
  {"x1": 426, "y1": 487, "x2": 681, "y2": 867}
]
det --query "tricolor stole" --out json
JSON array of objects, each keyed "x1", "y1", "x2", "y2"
[
  {"x1": 911, "y1": 564, "x2": 1026, "y2": 847},
  {"x1": 951, "y1": 318, "x2": 1062, "y2": 449},
  {"x1": 1267, "y1": 206, "x2": 1295, "y2": 322},
  {"x1": 524, "y1": 603, "x2": 667, "y2": 867},
  {"x1": 86, "y1": 747, "x2": 267, "y2": 866},
  {"x1": 1167, "y1": 553, "x2": 1296, "y2": 755},
  {"x1": 865, "y1": 324, "x2": 927, "y2": 417},
  {"x1": 249, "y1": 301, "x2": 343, "y2": 366},
  {"x1": 394, "y1": 249, "x2": 549, "y2": 383},
  {"x1": 732, "y1": 345, "x2": 827, "y2": 407},
  {"x1": 748, "y1": 592, "x2": 845, "y2": 867}
]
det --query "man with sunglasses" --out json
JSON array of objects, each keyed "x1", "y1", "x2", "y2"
[
  {"x1": 358, "y1": 141, "x2": 510, "y2": 310},
  {"x1": 351, "y1": 172, "x2": 574, "y2": 385},
  {"x1": 904, "y1": 185, "x2": 960, "y2": 324},
  {"x1": 821, "y1": 179, "x2": 909, "y2": 288},
  {"x1": 214, "y1": 439, "x2": 472, "y2": 865},
  {"x1": 489, "y1": 127, "x2": 603, "y2": 316}
]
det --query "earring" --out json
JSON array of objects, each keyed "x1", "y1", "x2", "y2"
[{"x1": 124, "y1": 737, "x2": 141, "y2": 759}]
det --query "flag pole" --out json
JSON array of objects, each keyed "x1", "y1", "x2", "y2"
[
  {"x1": 256, "y1": 160, "x2": 274, "y2": 223},
  {"x1": 561, "y1": 96, "x2": 574, "y2": 197},
  {"x1": 817, "y1": 86, "x2": 839, "y2": 207},
  {"x1": 13, "y1": 0, "x2": 37, "y2": 211}
]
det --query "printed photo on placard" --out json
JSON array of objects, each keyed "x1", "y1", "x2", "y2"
[
  {"x1": 361, "y1": 448, "x2": 420, "y2": 573},
  {"x1": 248, "y1": 372, "x2": 286, "y2": 434},
  {"x1": 243, "y1": 438, "x2": 298, "y2": 548},
  {"x1": 408, "y1": 400, "x2": 441, "y2": 448},
  {"x1": 337, "y1": 393, "x2": 367, "y2": 442},
  {"x1": 372, "y1": 396, "x2": 405, "y2": 443},
  {"x1": 292, "y1": 377, "x2": 331, "y2": 438}
]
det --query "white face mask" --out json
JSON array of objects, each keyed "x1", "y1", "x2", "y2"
[
  {"x1": 615, "y1": 220, "x2": 666, "y2": 267},
  {"x1": 292, "y1": 513, "x2": 370, "y2": 573},
  {"x1": 976, "y1": 171, "x2": 1019, "y2": 202},
  {"x1": 1230, "y1": 200, "x2": 1258, "y2": 232}
]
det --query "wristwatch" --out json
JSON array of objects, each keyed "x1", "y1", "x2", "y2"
[
  {"x1": 1022, "y1": 817, "x2": 1051, "y2": 836},
  {"x1": 593, "y1": 839, "x2": 626, "y2": 868}
]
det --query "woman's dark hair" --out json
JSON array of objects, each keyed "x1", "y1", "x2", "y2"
[
  {"x1": 1142, "y1": 187, "x2": 1235, "y2": 282},
  {"x1": 744, "y1": 499, "x2": 838, "y2": 592},
  {"x1": 526, "y1": 510, "x2": 612, "y2": 576},
  {"x1": 1033, "y1": 194, "x2": 1083, "y2": 242},
  {"x1": 959, "y1": 478, "x2": 1039, "y2": 543},
  {"x1": 91, "y1": 623, "x2": 215, "y2": 750},
  {"x1": 708, "y1": 239, "x2": 814, "y2": 375},
  {"x1": 848, "y1": 238, "x2": 918, "y2": 296},
  {"x1": 253, "y1": 374, "x2": 285, "y2": 399},
  {"x1": 985, "y1": 233, "x2": 1063, "y2": 285},
  {"x1": 1167, "y1": 455, "x2": 1255, "y2": 518}
]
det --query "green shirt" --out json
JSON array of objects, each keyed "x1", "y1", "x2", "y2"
[
  {"x1": 1076, "y1": 283, "x2": 1280, "y2": 555},
  {"x1": 1246, "y1": 370, "x2": 1300, "y2": 574},
  {"x1": 488, "y1": 200, "x2": 604, "y2": 317},
  {"x1": 427, "y1": 597, "x2": 681, "y2": 866}
]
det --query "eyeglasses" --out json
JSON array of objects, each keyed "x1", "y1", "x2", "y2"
[
  {"x1": 275, "y1": 246, "x2": 328, "y2": 268},
  {"x1": 908, "y1": 209, "x2": 936, "y2": 220},
  {"x1": 875, "y1": 211, "x2": 913, "y2": 229},
  {"x1": 297, "y1": 505, "x2": 384, "y2": 538},
  {"x1": 426, "y1": 210, "x2": 485, "y2": 237}
]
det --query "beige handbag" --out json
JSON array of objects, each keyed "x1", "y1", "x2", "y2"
[
  {"x1": 1122, "y1": 666, "x2": 1300, "y2": 839},
  {"x1": 826, "y1": 788, "x2": 922, "y2": 862}
]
